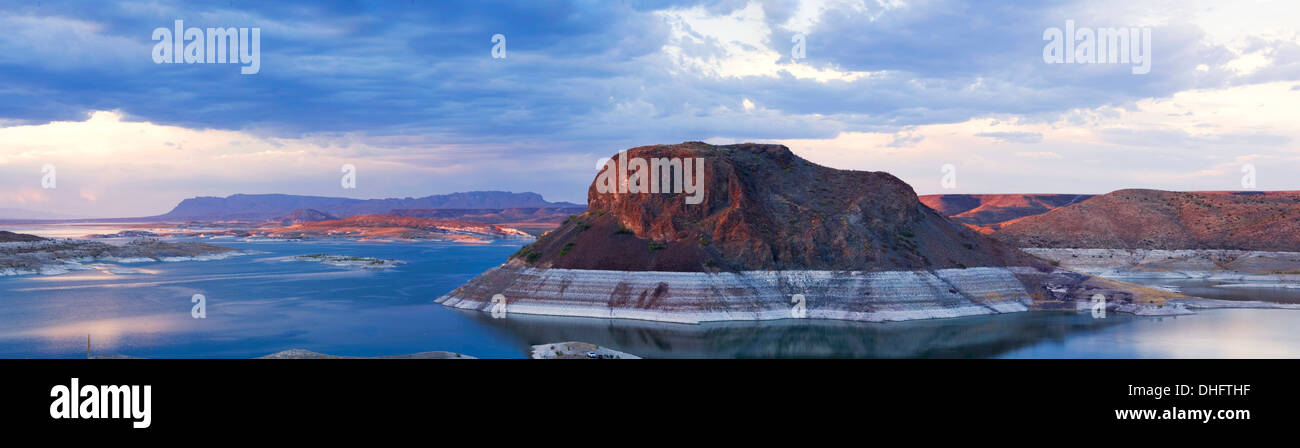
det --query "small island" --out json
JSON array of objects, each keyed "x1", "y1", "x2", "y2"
[
  {"x1": 1, "y1": 233, "x2": 244, "y2": 277},
  {"x1": 291, "y1": 254, "x2": 406, "y2": 270}
]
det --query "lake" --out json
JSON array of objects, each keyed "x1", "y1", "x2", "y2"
[{"x1": 3, "y1": 233, "x2": 1300, "y2": 358}]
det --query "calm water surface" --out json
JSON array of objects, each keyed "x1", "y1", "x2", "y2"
[{"x1": 3, "y1": 228, "x2": 1300, "y2": 358}]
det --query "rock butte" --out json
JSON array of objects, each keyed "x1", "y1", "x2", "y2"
[{"x1": 438, "y1": 142, "x2": 1177, "y2": 323}]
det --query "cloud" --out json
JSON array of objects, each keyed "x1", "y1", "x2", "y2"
[
  {"x1": 2, "y1": 0, "x2": 1300, "y2": 215},
  {"x1": 1014, "y1": 151, "x2": 1062, "y2": 159},
  {"x1": 0, "y1": 0, "x2": 1281, "y2": 143},
  {"x1": 886, "y1": 130, "x2": 925, "y2": 148},
  {"x1": 975, "y1": 132, "x2": 1044, "y2": 144}
]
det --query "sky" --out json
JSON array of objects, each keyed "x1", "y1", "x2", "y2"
[{"x1": 1, "y1": 0, "x2": 1298, "y2": 218}]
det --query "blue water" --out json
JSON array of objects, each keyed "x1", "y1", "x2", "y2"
[
  {"x1": 4, "y1": 235, "x2": 1300, "y2": 358},
  {"x1": 0, "y1": 239, "x2": 532, "y2": 358}
]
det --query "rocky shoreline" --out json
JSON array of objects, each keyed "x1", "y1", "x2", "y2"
[
  {"x1": 438, "y1": 261, "x2": 1179, "y2": 324},
  {"x1": 1024, "y1": 248, "x2": 1300, "y2": 282},
  {"x1": 438, "y1": 143, "x2": 1192, "y2": 324},
  {"x1": 0, "y1": 238, "x2": 247, "y2": 277}
]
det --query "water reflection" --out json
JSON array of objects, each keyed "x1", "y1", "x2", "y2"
[
  {"x1": 1148, "y1": 279, "x2": 1300, "y2": 304},
  {"x1": 471, "y1": 310, "x2": 1134, "y2": 358}
]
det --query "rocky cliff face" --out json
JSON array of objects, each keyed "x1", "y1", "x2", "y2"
[
  {"x1": 440, "y1": 142, "x2": 1177, "y2": 324},
  {"x1": 995, "y1": 189, "x2": 1300, "y2": 250},
  {"x1": 514, "y1": 142, "x2": 1042, "y2": 272}
]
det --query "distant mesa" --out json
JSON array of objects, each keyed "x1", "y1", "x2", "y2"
[
  {"x1": 919, "y1": 194, "x2": 1094, "y2": 234},
  {"x1": 994, "y1": 189, "x2": 1300, "y2": 251},
  {"x1": 439, "y1": 142, "x2": 1172, "y2": 324},
  {"x1": 159, "y1": 191, "x2": 582, "y2": 221}
]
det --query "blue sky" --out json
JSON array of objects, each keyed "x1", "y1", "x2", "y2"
[{"x1": 1, "y1": 0, "x2": 1299, "y2": 217}]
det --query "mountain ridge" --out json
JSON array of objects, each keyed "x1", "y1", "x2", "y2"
[
  {"x1": 994, "y1": 189, "x2": 1300, "y2": 250},
  {"x1": 158, "y1": 191, "x2": 582, "y2": 221}
]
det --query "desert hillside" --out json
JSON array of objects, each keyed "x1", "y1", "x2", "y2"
[
  {"x1": 919, "y1": 194, "x2": 1093, "y2": 233},
  {"x1": 995, "y1": 189, "x2": 1300, "y2": 250}
]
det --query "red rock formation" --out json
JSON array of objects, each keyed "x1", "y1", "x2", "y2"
[
  {"x1": 995, "y1": 189, "x2": 1300, "y2": 250},
  {"x1": 440, "y1": 143, "x2": 1179, "y2": 323},
  {"x1": 513, "y1": 142, "x2": 1044, "y2": 272},
  {"x1": 264, "y1": 214, "x2": 530, "y2": 239}
]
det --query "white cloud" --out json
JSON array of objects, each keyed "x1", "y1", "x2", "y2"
[
  {"x1": 656, "y1": 1, "x2": 876, "y2": 82},
  {"x1": 776, "y1": 81, "x2": 1300, "y2": 194},
  {"x1": 0, "y1": 111, "x2": 504, "y2": 217}
]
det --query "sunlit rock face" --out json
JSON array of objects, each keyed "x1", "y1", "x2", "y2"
[
  {"x1": 995, "y1": 189, "x2": 1300, "y2": 251},
  {"x1": 439, "y1": 142, "x2": 1174, "y2": 323}
]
